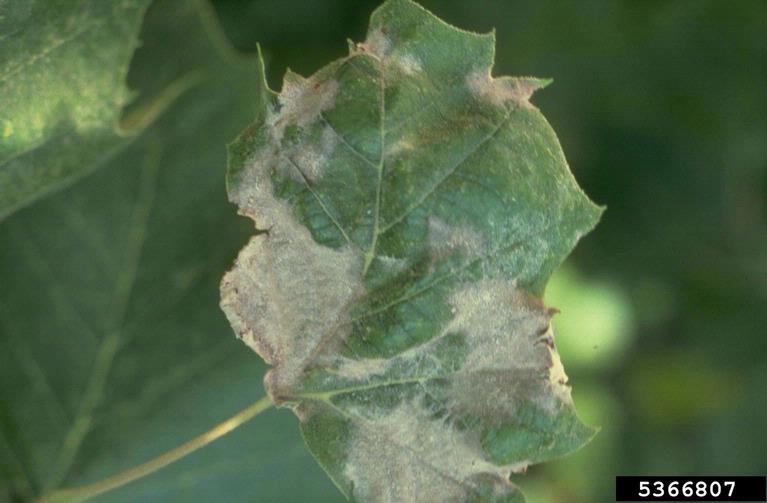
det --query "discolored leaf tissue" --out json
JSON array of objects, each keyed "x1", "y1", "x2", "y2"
[{"x1": 221, "y1": 0, "x2": 602, "y2": 501}]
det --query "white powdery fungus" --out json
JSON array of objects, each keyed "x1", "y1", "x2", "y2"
[
  {"x1": 334, "y1": 356, "x2": 392, "y2": 381},
  {"x1": 220, "y1": 144, "x2": 363, "y2": 399},
  {"x1": 329, "y1": 277, "x2": 571, "y2": 499},
  {"x1": 286, "y1": 124, "x2": 338, "y2": 183},
  {"x1": 395, "y1": 53, "x2": 423, "y2": 75},
  {"x1": 360, "y1": 278, "x2": 569, "y2": 422},
  {"x1": 443, "y1": 279, "x2": 571, "y2": 417},
  {"x1": 268, "y1": 72, "x2": 339, "y2": 143},
  {"x1": 343, "y1": 400, "x2": 513, "y2": 502},
  {"x1": 220, "y1": 225, "x2": 361, "y2": 399},
  {"x1": 359, "y1": 28, "x2": 391, "y2": 58},
  {"x1": 384, "y1": 137, "x2": 415, "y2": 159},
  {"x1": 427, "y1": 216, "x2": 485, "y2": 260},
  {"x1": 466, "y1": 70, "x2": 543, "y2": 108},
  {"x1": 446, "y1": 280, "x2": 549, "y2": 373}
]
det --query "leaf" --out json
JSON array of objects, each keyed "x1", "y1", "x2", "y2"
[
  {"x1": 0, "y1": 2, "x2": 342, "y2": 502},
  {"x1": 0, "y1": 0, "x2": 150, "y2": 220},
  {"x1": 220, "y1": 0, "x2": 602, "y2": 502}
]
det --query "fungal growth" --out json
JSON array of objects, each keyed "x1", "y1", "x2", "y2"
[
  {"x1": 221, "y1": 0, "x2": 602, "y2": 501},
  {"x1": 466, "y1": 71, "x2": 550, "y2": 108}
]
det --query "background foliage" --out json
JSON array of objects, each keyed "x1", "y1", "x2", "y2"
[{"x1": 1, "y1": 1, "x2": 765, "y2": 502}]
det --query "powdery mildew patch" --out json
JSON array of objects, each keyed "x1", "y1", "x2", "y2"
[
  {"x1": 325, "y1": 279, "x2": 572, "y2": 497},
  {"x1": 428, "y1": 216, "x2": 485, "y2": 260},
  {"x1": 221, "y1": 61, "x2": 356, "y2": 397},
  {"x1": 334, "y1": 355, "x2": 392, "y2": 381},
  {"x1": 395, "y1": 52, "x2": 423, "y2": 75},
  {"x1": 383, "y1": 136, "x2": 415, "y2": 159},
  {"x1": 466, "y1": 70, "x2": 544, "y2": 108},
  {"x1": 267, "y1": 71, "x2": 339, "y2": 143},
  {"x1": 220, "y1": 229, "x2": 361, "y2": 398},
  {"x1": 356, "y1": 30, "x2": 422, "y2": 77},
  {"x1": 330, "y1": 277, "x2": 571, "y2": 424},
  {"x1": 443, "y1": 279, "x2": 569, "y2": 418},
  {"x1": 343, "y1": 400, "x2": 517, "y2": 502},
  {"x1": 286, "y1": 124, "x2": 338, "y2": 183},
  {"x1": 220, "y1": 143, "x2": 363, "y2": 398},
  {"x1": 359, "y1": 28, "x2": 391, "y2": 58}
]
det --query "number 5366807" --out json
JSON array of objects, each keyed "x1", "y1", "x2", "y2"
[{"x1": 638, "y1": 480, "x2": 734, "y2": 499}]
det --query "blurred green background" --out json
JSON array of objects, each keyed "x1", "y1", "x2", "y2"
[
  {"x1": 212, "y1": 0, "x2": 767, "y2": 500},
  {"x1": 2, "y1": 1, "x2": 765, "y2": 502}
]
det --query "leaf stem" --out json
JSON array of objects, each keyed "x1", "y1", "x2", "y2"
[{"x1": 39, "y1": 396, "x2": 273, "y2": 503}]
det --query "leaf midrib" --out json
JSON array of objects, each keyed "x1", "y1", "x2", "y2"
[{"x1": 361, "y1": 53, "x2": 387, "y2": 276}]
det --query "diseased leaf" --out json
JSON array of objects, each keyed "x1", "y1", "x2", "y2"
[
  {"x1": 0, "y1": 0, "x2": 150, "y2": 220},
  {"x1": 220, "y1": 0, "x2": 602, "y2": 501}
]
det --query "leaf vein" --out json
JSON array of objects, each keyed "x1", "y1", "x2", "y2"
[
  {"x1": 0, "y1": 16, "x2": 105, "y2": 83},
  {"x1": 44, "y1": 145, "x2": 161, "y2": 492},
  {"x1": 361, "y1": 57, "x2": 387, "y2": 276},
  {"x1": 283, "y1": 155, "x2": 353, "y2": 246},
  {"x1": 319, "y1": 113, "x2": 378, "y2": 168},
  {"x1": 379, "y1": 107, "x2": 515, "y2": 235},
  {"x1": 353, "y1": 219, "x2": 553, "y2": 322}
]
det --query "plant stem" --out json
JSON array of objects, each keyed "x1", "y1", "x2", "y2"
[{"x1": 39, "y1": 396, "x2": 273, "y2": 503}]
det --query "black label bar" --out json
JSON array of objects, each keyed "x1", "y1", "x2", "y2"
[{"x1": 616, "y1": 476, "x2": 766, "y2": 501}]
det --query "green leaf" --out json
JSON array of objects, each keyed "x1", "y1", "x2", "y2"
[
  {"x1": 0, "y1": 2, "x2": 342, "y2": 502},
  {"x1": 221, "y1": 0, "x2": 602, "y2": 501},
  {"x1": 0, "y1": 0, "x2": 150, "y2": 220}
]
